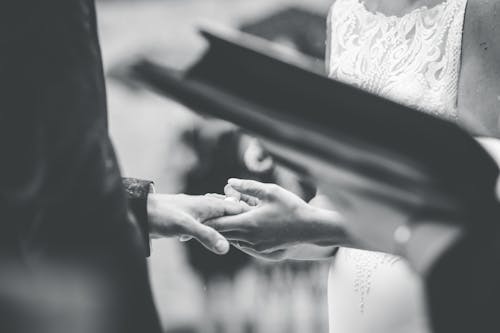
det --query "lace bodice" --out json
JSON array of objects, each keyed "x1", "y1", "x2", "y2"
[{"x1": 326, "y1": 0, "x2": 468, "y2": 119}]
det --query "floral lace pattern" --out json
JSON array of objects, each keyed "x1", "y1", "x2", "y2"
[{"x1": 326, "y1": 0, "x2": 468, "y2": 119}]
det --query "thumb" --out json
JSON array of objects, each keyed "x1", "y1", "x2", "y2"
[
  {"x1": 224, "y1": 184, "x2": 259, "y2": 206},
  {"x1": 182, "y1": 218, "x2": 230, "y2": 255}
]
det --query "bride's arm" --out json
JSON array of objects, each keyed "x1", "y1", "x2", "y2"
[
  {"x1": 280, "y1": 193, "x2": 348, "y2": 261},
  {"x1": 458, "y1": 0, "x2": 500, "y2": 137},
  {"x1": 476, "y1": 137, "x2": 500, "y2": 199},
  {"x1": 205, "y1": 179, "x2": 351, "y2": 261}
]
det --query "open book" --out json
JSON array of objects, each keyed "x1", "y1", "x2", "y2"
[{"x1": 132, "y1": 24, "x2": 499, "y2": 227}]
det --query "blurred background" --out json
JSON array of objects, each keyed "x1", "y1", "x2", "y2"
[{"x1": 98, "y1": 0, "x2": 332, "y2": 332}]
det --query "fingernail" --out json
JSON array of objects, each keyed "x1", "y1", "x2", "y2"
[
  {"x1": 228, "y1": 178, "x2": 241, "y2": 186},
  {"x1": 215, "y1": 239, "x2": 229, "y2": 254}
]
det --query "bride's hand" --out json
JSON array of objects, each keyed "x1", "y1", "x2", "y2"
[{"x1": 204, "y1": 179, "x2": 347, "y2": 260}]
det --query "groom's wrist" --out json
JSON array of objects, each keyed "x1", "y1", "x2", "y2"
[{"x1": 123, "y1": 178, "x2": 155, "y2": 257}]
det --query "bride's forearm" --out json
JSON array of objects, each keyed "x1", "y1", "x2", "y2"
[
  {"x1": 275, "y1": 207, "x2": 348, "y2": 261},
  {"x1": 301, "y1": 206, "x2": 352, "y2": 248},
  {"x1": 283, "y1": 244, "x2": 339, "y2": 261}
]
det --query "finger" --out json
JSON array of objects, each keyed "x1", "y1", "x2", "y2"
[
  {"x1": 240, "y1": 193, "x2": 260, "y2": 206},
  {"x1": 181, "y1": 218, "x2": 230, "y2": 255},
  {"x1": 224, "y1": 184, "x2": 241, "y2": 200},
  {"x1": 204, "y1": 213, "x2": 254, "y2": 232},
  {"x1": 225, "y1": 184, "x2": 259, "y2": 206},
  {"x1": 227, "y1": 179, "x2": 273, "y2": 200},
  {"x1": 230, "y1": 240, "x2": 254, "y2": 248},
  {"x1": 219, "y1": 197, "x2": 250, "y2": 215},
  {"x1": 237, "y1": 246, "x2": 259, "y2": 257},
  {"x1": 237, "y1": 246, "x2": 287, "y2": 261},
  {"x1": 205, "y1": 193, "x2": 226, "y2": 200},
  {"x1": 222, "y1": 196, "x2": 252, "y2": 210},
  {"x1": 238, "y1": 200, "x2": 252, "y2": 210},
  {"x1": 200, "y1": 196, "x2": 248, "y2": 220},
  {"x1": 232, "y1": 239, "x2": 281, "y2": 254}
]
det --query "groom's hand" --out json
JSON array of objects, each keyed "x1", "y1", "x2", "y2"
[{"x1": 147, "y1": 194, "x2": 246, "y2": 254}]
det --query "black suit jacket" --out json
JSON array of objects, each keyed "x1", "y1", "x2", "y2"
[{"x1": 0, "y1": 1, "x2": 160, "y2": 332}]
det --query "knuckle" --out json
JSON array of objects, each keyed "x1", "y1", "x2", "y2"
[
  {"x1": 240, "y1": 180, "x2": 251, "y2": 191},
  {"x1": 225, "y1": 186, "x2": 240, "y2": 199},
  {"x1": 247, "y1": 196, "x2": 260, "y2": 206},
  {"x1": 266, "y1": 184, "x2": 280, "y2": 196}
]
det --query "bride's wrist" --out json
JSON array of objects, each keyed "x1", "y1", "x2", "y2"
[{"x1": 301, "y1": 206, "x2": 350, "y2": 247}]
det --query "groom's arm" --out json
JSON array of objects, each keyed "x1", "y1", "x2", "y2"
[{"x1": 123, "y1": 178, "x2": 250, "y2": 257}]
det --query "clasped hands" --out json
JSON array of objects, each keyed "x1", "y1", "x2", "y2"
[
  {"x1": 147, "y1": 178, "x2": 346, "y2": 259},
  {"x1": 148, "y1": 138, "x2": 500, "y2": 263}
]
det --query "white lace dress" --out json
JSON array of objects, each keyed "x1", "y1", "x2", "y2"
[{"x1": 326, "y1": 0, "x2": 468, "y2": 332}]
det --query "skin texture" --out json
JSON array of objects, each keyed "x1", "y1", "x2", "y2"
[
  {"x1": 147, "y1": 194, "x2": 247, "y2": 254},
  {"x1": 205, "y1": 179, "x2": 347, "y2": 260},
  {"x1": 458, "y1": 0, "x2": 500, "y2": 136}
]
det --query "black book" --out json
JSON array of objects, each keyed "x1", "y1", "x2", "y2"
[{"x1": 132, "y1": 24, "x2": 499, "y2": 227}]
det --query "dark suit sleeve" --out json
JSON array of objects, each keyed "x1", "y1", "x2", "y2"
[
  {"x1": 122, "y1": 178, "x2": 153, "y2": 256},
  {"x1": 0, "y1": 2, "x2": 162, "y2": 332}
]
